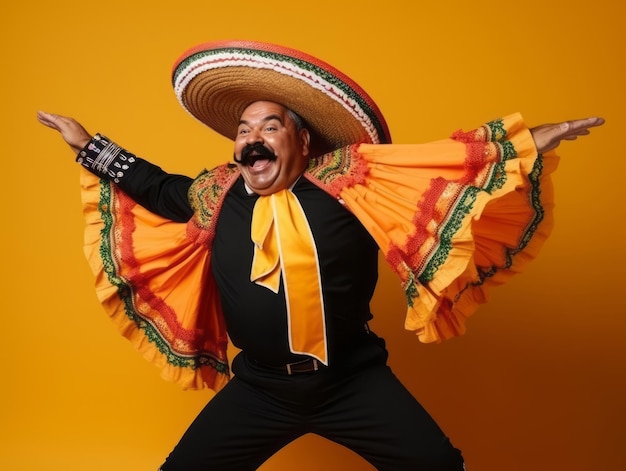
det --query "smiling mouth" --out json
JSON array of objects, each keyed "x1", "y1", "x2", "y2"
[
  {"x1": 248, "y1": 157, "x2": 275, "y2": 171},
  {"x1": 235, "y1": 143, "x2": 277, "y2": 167},
  {"x1": 249, "y1": 154, "x2": 271, "y2": 166}
]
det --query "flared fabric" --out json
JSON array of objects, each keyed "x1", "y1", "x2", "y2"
[
  {"x1": 306, "y1": 113, "x2": 558, "y2": 342},
  {"x1": 80, "y1": 112, "x2": 558, "y2": 390},
  {"x1": 81, "y1": 170, "x2": 230, "y2": 390}
]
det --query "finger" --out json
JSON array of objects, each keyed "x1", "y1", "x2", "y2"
[
  {"x1": 566, "y1": 129, "x2": 591, "y2": 137},
  {"x1": 36, "y1": 110, "x2": 51, "y2": 123},
  {"x1": 568, "y1": 117, "x2": 605, "y2": 133},
  {"x1": 562, "y1": 128, "x2": 594, "y2": 141},
  {"x1": 37, "y1": 110, "x2": 62, "y2": 129},
  {"x1": 37, "y1": 110, "x2": 59, "y2": 121},
  {"x1": 555, "y1": 118, "x2": 603, "y2": 141}
]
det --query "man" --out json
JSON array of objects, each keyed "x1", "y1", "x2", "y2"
[{"x1": 38, "y1": 40, "x2": 603, "y2": 470}]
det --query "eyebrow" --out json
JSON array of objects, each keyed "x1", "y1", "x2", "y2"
[{"x1": 238, "y1": 114, "x2": 284, "y2": 127}]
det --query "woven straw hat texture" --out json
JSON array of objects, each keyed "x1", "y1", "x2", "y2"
[{"x1": 172, "y1": 40, "x2": 391, "y2": 157}]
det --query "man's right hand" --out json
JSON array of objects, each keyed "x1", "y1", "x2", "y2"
[{"x1": 37, "y1": 111, "x2": 93, "y2": 155}]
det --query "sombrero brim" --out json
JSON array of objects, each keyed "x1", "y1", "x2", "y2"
[{"x1": 172, "y1": 40, "x2": 391, "y2": 157}]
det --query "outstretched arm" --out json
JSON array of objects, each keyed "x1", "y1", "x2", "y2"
[
  {"x1": 530, "y1": 116, "x2": 605, "y2": 154},
  {"x1": 37, "y1": 111, "x2": 194, "y2": 222}
]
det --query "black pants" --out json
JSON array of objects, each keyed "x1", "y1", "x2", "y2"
[{"x1": 160, "y1": 337, "x2": 465, "y2": 470}]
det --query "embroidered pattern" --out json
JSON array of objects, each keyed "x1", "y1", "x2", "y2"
[
  {"x1": 390, "y1": 117, "x2": 542, "y2": 310},
  {"x1": 97, "y1": 178, "x2": 229, "y2": 375},
  {"x1": 186, "y1": 164, "x2": 240, "y2": 245},
  {"x1": 451, "y1": 118, "x2": 507, "y2": 143},
  {"x1": 304, "y1": 144, "x2": 369, "y2": 196},
  {"x1": 470, "y1": 155, "x2": 546, "y2": 289}
]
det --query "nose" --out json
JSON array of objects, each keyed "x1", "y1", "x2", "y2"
[{"x1": 245, "y1": 128, "x2": 264, "y2": 145}]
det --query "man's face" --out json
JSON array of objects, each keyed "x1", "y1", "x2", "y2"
[{"x1": 234, "y1": 101, "x2": 310, "y2": 196}]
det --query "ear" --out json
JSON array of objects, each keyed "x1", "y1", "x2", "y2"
[{"x1": 299, "y1": 128, "x2": 311, "y2": 158}]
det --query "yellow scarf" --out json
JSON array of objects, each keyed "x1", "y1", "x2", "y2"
[{"x1": 250, "y1": 189, "x2": 328, "y2": 364}]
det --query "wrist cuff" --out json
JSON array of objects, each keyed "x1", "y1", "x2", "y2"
[{"x1": 77, "y1": 134, "x2": 136, "y2": 183}]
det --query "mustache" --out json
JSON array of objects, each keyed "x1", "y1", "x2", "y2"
[{"x1": 233, "y1": 142, "x2": 276, "y2": 166}]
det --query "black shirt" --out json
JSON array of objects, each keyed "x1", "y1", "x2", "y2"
[{"x1": 212, "y1": 177, "x2": 378, "y2": 365}]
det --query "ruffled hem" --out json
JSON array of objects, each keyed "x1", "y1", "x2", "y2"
[
  {"x1": 81, "y1": 169, "x2": 230, "y2": 390},
  {"x1": 334, "y1": 113, "x2": 558, "y2": 342}
]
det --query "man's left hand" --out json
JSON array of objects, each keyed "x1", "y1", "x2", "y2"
[{"x1": 531, "y1": 117, "x2": 605, "y2": 154}]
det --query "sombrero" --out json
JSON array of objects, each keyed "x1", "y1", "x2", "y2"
[{"x1": 172, "y1": 40, "x2": 391, "y2": 157}]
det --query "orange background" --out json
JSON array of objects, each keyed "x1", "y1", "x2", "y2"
[{"x1": 2, "y1": 1, "x2": 624, "y2": 470}]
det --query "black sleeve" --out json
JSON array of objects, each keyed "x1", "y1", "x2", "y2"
[{"x1": 77, "y1": 134, "x2": 194, "y2": 222}]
